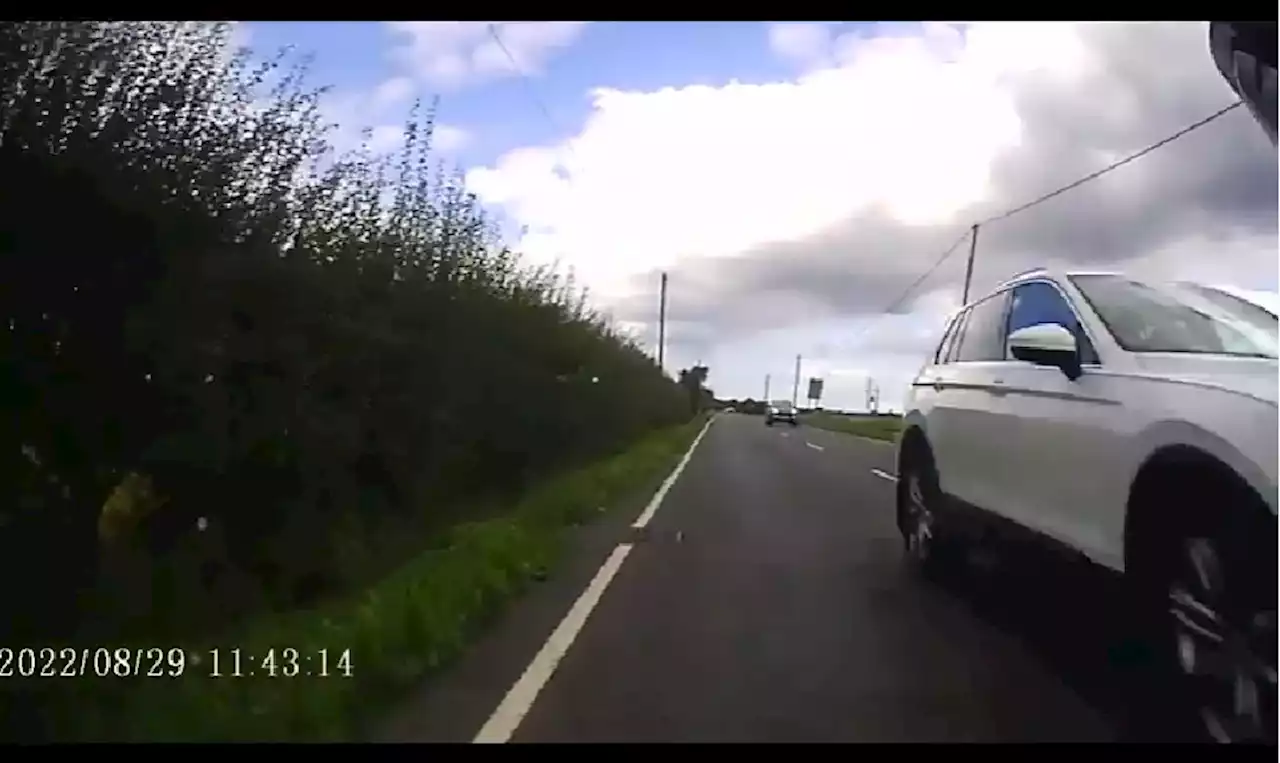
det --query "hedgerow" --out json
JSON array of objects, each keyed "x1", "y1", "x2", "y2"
[{"x1": 0, "y1": 19, "x2": 692, "y2": 676}]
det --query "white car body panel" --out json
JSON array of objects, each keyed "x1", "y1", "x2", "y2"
[
  {"x1": 986, "y1": 362, "x2": 1127, "y2": 568},
  {"x1": 900, "y1": 269, "x2": 1279, "y2": 575}
]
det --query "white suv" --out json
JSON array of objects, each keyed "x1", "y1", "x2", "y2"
[{"x1": 896, "y1": 268, "x2": 1277, "y2": 744}]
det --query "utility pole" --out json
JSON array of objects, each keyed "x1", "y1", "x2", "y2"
[
  {"x1": 764, "y1": 374, "x2": 771, "y2": 401},
  {"x1": 791, "y1": 354, "x2": 801, "y2": 408},
  {"x1": 657, "y1": 272, "x2": 668, "y2": 372},
  {"x1": 961, "y1": 223, "x2": 980, "y2": 305}
]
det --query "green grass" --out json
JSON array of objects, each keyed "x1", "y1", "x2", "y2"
[
  {"x1": 802, "y1": 412, "x2": 903, "y2": 443},
  {"x1": 36, "y1": 415, "x2": 709, "y2": 742}
]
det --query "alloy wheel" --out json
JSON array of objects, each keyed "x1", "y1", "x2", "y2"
[
  {"x1": 1168, "y1": 536, "x2": 1277, "y2": 743},
  {"x1": 903, "y1": 472, "x2": 935, "y2": 564}
]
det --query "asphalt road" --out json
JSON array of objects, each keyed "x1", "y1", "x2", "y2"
[{"x1": 381, "y1": 413, "x2": 1147, "y2": 743}]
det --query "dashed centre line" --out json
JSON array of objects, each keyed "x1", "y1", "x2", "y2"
[{"x1": 805, "y1": 442, "x2": 824, "y2": 452}]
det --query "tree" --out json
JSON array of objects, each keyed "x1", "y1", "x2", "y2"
[{"x1": 677, "y1": 365, "x2": 712, "y2": 414}]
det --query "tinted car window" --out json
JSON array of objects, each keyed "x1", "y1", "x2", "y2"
[
  {"x1": 1007, "y1": 281, "x2": 1098, "y2": 363},
  {"x1": 955, "y1": 293, "x2": 1009, "y2": 362}
]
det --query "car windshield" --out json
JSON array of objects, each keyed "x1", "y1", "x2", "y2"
[
  {"x1": 772, "y1": 401, "x2": 794, "y2": 412},
  {"x1": 1181, "y1": 283, "x2": 1278, "y2": 325},
  {"x1": 1069, "y1": 274, "x2": 1279, "y2": 359}
]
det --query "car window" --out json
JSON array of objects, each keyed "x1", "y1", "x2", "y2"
[
  {"x1": 1070, "y1": 275, "x2": 1278, "y2": 358},
  {"x1": 955, "y1": 293, "x2": 1009, "y2": 362},
  {"x1": 933, "y1": 314, "x2": 961, "y2": 364},
  {"x1": 945, "y1": 309, "x2": 970, "y2": 363},
  {"x1": 1006, "y1": 281, "x2": 1099, "y2": 364},
  {"x1": 1182, "y1": 283, "x2": 1278, "y2": 324}
]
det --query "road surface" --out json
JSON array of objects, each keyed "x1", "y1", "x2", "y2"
[{"x1": 381, "y1": 413, "x2": 1149, "y2": 743}]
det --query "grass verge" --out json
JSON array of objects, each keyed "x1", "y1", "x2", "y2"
[
  {"x1": 801, "y1": 412, "x2": 903, "y2": 443},
  {"x1": 37, "y1": 414, "x2": 710, "y2": 742}
]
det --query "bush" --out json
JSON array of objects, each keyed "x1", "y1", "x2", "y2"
[{"x1": 0, "y1": 18, "x2": 689, "y2": 693}]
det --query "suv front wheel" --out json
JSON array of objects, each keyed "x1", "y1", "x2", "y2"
[
  {"x1": 896, "y1": 447, "x2": 964, "y2": 577},
  {"x1": 1129, "y1": 468, "x2": 1277, "y2": 744},
  {"x1": 1164, "y1": 530, "x2": 1277, "y2": 743}
]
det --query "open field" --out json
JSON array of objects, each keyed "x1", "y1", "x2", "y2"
[{"x1": 800, "y1": 411, "x2": 904, "y2": 443}]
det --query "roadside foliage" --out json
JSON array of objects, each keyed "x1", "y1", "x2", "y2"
[{"x1": 0, "y1": 22, "x2": 706, "y2": 738}]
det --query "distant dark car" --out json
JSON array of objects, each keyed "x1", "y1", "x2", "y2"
[{"x1": 765, "y1": 401, "x2": 798, "y2": 427}]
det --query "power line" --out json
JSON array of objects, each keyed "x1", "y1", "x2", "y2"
[
  {"x1": 491, "y1": 24, "x2": 1245, "y2": 391},
  {"x1": 828, "y1": 99, "x2": 1245, "y2": 368},
  {"x1": 871, "y1": 99, "x2": 1246, "y2": 318},
  {"x1": 486, "y1": 23, "x2": 574, "y2": 152},
  {"x1": 879, "y1": 229, "x2": 973, "y2": 316},
  {"x1": 489, "y1": 24, "x2": 674, "y2": 369},
  {"x1": 977, "y1": 100, "x2": 1244, "y2": 226},
  {"x1": 821, "y1": 227, "x2": 971, "y2": 363}
]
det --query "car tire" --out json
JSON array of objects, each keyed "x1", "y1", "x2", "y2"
[
  {"x1": 1135, "y1": 488, "x2": 1277, "y2": 744},
  {"x1": 896, "y1": 447, "x2": 964, "y2": 578}
]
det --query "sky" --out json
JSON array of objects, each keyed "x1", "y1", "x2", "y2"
[{"x1": 233, "y1": 21, "x2": 1279, "y2": 412}]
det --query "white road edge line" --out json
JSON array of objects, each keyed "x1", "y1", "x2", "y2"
[
  {"x1": 472, "y1": 414, "x2": 716, "y2": 744},
  {"x1": 472, "y1": 543, "x2": 633, "y2": 744},
  {"x1": 805, "y1": 441, "x2": 824, "y2": 452},
  {"x1": 871, "y1": 468, "x2": 898, "y2": 483},
  {"x1": 632, "y1": 415, "x2": 715, "y2": 530}
]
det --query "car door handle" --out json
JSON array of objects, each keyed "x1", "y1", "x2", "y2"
[
  {"x1": 989, "y1": 378, "x2": 1007, "y2": 395},
  {"x1": 929, "y1": 377, "x2": 944, "y2": 391}
]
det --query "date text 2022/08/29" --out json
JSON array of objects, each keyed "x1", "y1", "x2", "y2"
[{"x1": 0, "y1": 646, "x2": 354, "y2": 679}]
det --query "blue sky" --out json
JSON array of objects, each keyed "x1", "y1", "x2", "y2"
[
  {"x1": 240, "y1": 21, "x2": 877, "y2": 169},
  {"x1": 231, "y1": 22, "x2": 1277, "y2": 410}
]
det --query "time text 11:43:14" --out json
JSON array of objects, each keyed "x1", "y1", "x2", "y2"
[{"x1": 204, "y1": 648, "x2": 353, "y2": 678}]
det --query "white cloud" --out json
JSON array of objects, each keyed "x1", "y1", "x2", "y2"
[
  {"x1": 464, "y1": 22, "x2": 1276, "y2": 402},
  {"x1": 367, "y1": 124, "x2": 407, "y2": 155},
  {"x1": 466, "y1": 22, "x2": 1036, "y2": 302},
  {"x1": 432, "y1": 124, "x2": 471, "y2": 153},
  {"x1": 386, "y1": 22, "x2": 588, "y2": 91},
  {"x1": 371, "y1": 76, "x2": 415, "y2": 109},
  {"x1": 768, "y1": 22, "x2": 833, "y2": 68}
]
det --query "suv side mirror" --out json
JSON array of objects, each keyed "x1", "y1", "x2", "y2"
[{"x1": 1008, "y1": 323, "x2": 1083, "y2": 381}]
